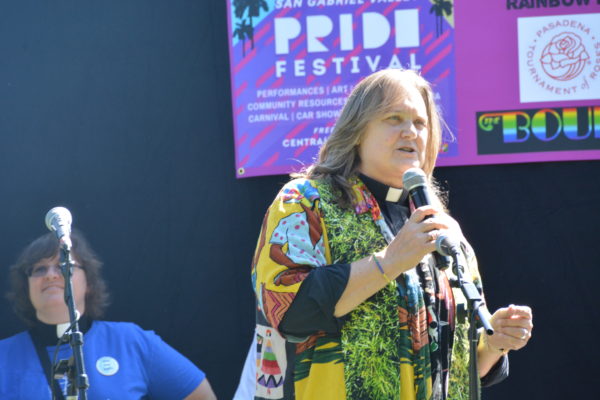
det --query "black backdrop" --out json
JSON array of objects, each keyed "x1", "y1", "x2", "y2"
[{"x1": 0, "y1": 1, "x2": 598, "y2": 399}]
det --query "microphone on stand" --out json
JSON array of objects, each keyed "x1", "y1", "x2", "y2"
[
  {"x1": 403, "y1": 168, "x2": 494, "y2": 336},
  {"x1": 45, "y1": 207, "x2": 73, "y2": 250},
  {"x1": 44, "y1": 206, "x2": 90, "y2": 397}
]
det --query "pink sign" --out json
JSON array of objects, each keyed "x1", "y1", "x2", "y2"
[{"x1": 448, "y1": 1, "x2": 600, "y2": 166}]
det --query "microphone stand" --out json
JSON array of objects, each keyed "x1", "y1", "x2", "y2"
[
  {"x1": 57, "y1": 242, "x2": 89, "y2": 400},
  {"x1": 445, "y1": 248, "x2": 494, "y2": 400}
]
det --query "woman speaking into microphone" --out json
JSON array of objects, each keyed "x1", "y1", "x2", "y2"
[{"x1": 248, "y1": 68, "x2": 533, "y2": 399}]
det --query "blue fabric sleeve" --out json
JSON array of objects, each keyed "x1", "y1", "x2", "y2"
[{"x1": 141, "y1": 329, "x2": 206, "y2": 399}]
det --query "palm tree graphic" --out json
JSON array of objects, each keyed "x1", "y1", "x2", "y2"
[
  {"x1": 233, "y1": 19, "x2": 252, "y2": 57},
  {"x1": 233, "y1": 0, "x2": 268, "y2": 56},
  {"x1": 430, "y1": 0, "x2": 453, "y2": 37}
]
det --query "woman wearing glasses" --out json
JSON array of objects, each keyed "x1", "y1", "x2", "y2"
[{"x1": 0, "y1": 230, "x2": 216, "y2": 399}]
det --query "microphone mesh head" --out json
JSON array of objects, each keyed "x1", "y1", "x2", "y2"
[
  {"x1": 45, "y1": 207, "x2": 72, "y2": 231},
  {"x1": 402, "y1": 168, "x2": 427, "y2": 191}
]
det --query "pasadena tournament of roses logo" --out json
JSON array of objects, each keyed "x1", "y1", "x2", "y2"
[{"x1": 517, "y1": 13, "x2": 599, "y2": 103}]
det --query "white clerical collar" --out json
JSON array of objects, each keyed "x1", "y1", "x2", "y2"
[
  {"x1": 385, "y1": 187, "x2": 403, "y2": 202},
  {"x1": 56, "y1": 321, "x2": 71, "y2": 338},
  {"x1": 56, "y1": 310, "x2": 81, "y2": 338}
]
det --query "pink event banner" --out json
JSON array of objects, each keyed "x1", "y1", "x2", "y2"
[
  {"x1": 226, "y1": 0, "x2": 600, "y2": 178},
  {"x1": 452, "y1": 0, "x2": 600, "y2": 167}
]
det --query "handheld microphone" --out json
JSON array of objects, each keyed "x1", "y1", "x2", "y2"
[
  {"x1": 45, "y1": 207, "x2": 73, "y2": 250},
  {"x1": 402, "y1": 168, "x2": 458, "y2": 267},
  {"x1": 402, "y1": 168, "x2": 435, "y2": 211},
  {"x1": 403, "y1": 169, "x2": 494, "y2": 335}
]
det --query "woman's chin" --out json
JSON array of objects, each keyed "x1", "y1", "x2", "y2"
[{"x1": 37, "y1": 299, "x2": 69, "y2": 314}]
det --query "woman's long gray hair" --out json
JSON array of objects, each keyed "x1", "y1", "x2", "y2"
[{"x1": 300, "y1": 68, "x2": 445, "y2": 208}]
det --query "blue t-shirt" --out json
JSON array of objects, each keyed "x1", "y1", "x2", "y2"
[{"x1": 0, "y1": 321, "x2": 205, "y2": 399}]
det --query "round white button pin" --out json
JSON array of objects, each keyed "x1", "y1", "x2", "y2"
[{"x1": 96, "y1": 356, "x2": 119, "y2": 376}]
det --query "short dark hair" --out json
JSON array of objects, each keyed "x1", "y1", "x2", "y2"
[{"x1": 6, "y1": 230, "x2": 110, "y2": 326}]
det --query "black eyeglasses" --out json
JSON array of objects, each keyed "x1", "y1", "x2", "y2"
[{"x1": 27, "y1": 264, "x2": 84, "y2": 278}]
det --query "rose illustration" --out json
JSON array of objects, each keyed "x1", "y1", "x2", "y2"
[{"x1": 540, "y1": 32, "x2": 589, "y2": 81}]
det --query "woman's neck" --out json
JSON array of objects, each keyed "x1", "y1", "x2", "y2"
[
  {"x1": 36, "y1": 306, "x2": 83, "y2": 325},
  {"x1": 29, "y1": 315, "x2": 91, "y2": 346}
]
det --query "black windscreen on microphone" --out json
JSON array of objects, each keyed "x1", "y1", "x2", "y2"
[
  {"x1": 402, "y1": 168, "x2": 455, "y2": 268},
  {"x1": 402, "y1": 168, "x2": 432, "y2": 211}
]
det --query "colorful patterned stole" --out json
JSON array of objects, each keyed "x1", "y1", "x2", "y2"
[{"x1": 316, "y1": 177, "x2": 472, "y2": 400}]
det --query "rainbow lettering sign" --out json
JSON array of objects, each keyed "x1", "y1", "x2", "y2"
[
  {"x1": 477, "y1": 106, "x2": 600, "y2": 154},
  {"x1": 226, "y1": 0, "x2": 458, "y2": 178}
]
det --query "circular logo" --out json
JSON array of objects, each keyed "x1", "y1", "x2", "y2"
[
  {"x1": 540, "y1": 32, "x2": 590, "y2": 81},
  {"x1": 96, "y1": 356, "x2": 119, "y2": 376},
  {"x1": 521, "y1": 15, "x2": 599, "y2": 102}
]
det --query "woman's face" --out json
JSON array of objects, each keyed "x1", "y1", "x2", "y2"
[
  {"x1": 358, "y1": 83, "x2": 429, "y2": 188},
  {"x1": 28, "y1": 253, "x2": 87, "y2": 324}
]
